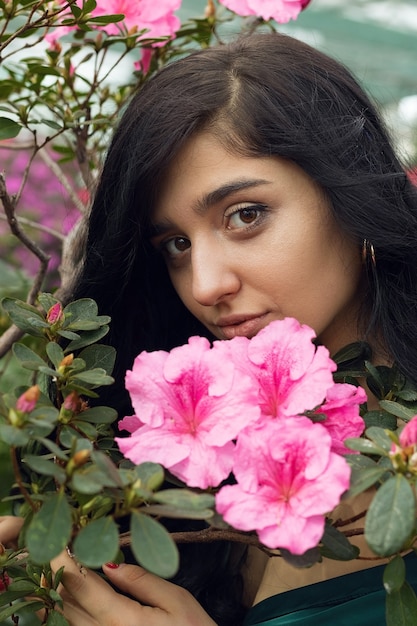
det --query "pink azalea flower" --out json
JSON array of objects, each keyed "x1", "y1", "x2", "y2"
[
  {"x1": 223, "y1": 318, "x2": 336, "y2": 421},
  {"x1": 116, "y1": 336, "x2": 260, "y2": 489},
  {"x1": 316, "y1": 383, "x2": 366, "y2": 455},
  {"x1": 216, "y1": 418, "x2": 351, "y2": 554},
  {"x1": 399, "y1": 415, "x2": 417, "y2": 448},
  {"x1": 219, "y1": 0, "x2": 309, "y2": 23}
]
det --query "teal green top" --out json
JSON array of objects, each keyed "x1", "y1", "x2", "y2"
[{"x1": 243, "y1": 554, "x2": 417, "y2": 625}]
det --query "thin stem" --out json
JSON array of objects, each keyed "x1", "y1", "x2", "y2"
[
  {"x1": 0, "y1": 213, "x2": 65, "y2": 241},
  {"x1": 333, "y1": 510, "x2": 367, "y2": 527},
  {"x1": 10, "y1": 447, "x2": 37, "y2": 512},
  {"x1": 0, "y1": 172, "x2": 50, "y2": 357},
  {"x1": 119, "y1": 527, "x2": 275, "y2": 556},
  {"x1": 38, "y1": 148, "x2": 87, "y2": 215}
]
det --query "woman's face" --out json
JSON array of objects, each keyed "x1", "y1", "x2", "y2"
[{"x1": 151, "y1": 132, "x2": 363, "y2": 355}]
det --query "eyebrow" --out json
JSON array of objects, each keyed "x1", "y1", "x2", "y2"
[
  {"x1": 150, "y1": 178, "x2": 271, "y2": 236},
  {"x1": 194, "y1": 178, "x2": 271, "y2": 214}
]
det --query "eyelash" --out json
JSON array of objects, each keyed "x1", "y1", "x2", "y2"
[
  {"x1": 157, "y1": 203, "x2": 269, "y2": 260},
  {"x1": 159, "y1": 236, "x2": 191, "y2": 259},
  {"x1": 224, "y1": 203, "x2": 268, "y2": 230}
]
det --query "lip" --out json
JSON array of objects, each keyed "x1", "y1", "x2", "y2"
[{"x1": 215, "y1": 313, "x2": 269, "y2": 340}]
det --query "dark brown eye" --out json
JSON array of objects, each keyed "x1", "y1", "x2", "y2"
[
  {"x1": 174, "y1": 237, "x2": 190, "y2": 251},
  {"x1": 165, "y1": 236, "x2": 191, "y2": 256},
  {"x1": 227, "y1": 205, "x2": 265, "y2": 229},
  {"x1": 239, "y1": 208, "x2": 258, "y2": 223}
]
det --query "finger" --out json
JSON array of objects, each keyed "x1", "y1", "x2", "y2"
[
  {"x1": 57, "y1": 594, "x2": 100, "y2": 626},
  {"x1": 50, "y1": 551, "x2": 144, "y2": 623},
  {"x1": 102, "y1": 562, "x2": 192, "y2": 612},
  {"x1": 0, "y1": 516, "x2": 24, "y2": 547},
  {"x1": 51, "y1": 550, "x2": 117, "y2": 606}
]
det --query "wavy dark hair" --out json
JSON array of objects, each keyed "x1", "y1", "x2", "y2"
[{"x1": 70, "y1": 32, "x2": 417, "y2": 624}]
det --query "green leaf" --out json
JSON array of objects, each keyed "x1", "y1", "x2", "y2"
[
  {"x1": 26, "y1": 492, "x2": 72, "y2": 563},
  {"x1": 67, "y1": 320, "x2": 103, "y2": 331},
  {"x1": 58, "y1": 329, "x2": 80, "y2": 340},
  {"x1": 130, "y1": 511, "x2": 179, "y2": 578},
  {"x1": 87, "y1": 14, "x2": 124, "y2": 25},
  {"x1": 144, "y1": 504, "x2": 214, "y2": 520},
  {"x1": 63, "y1": 298, "x2": 98, "y2": 321},
  {"x1": 345, "y1": 465, "x2": 388, "y2": 498},
  {"x1": 65, "y1": 326, "x2": 109, "y2": 351},
  {"x1": 383, "y1": 555, "x2": 406, "y2": 594},
  {"x1": 344, "y1": 454, "x2": 377, "y2": 470},
  {"x1": 79, "y1": 345, "x2": 116, "y2": 376},
  {"x1": 363, "y1": 410, "x2": 398, "y2": 430},
  {"x1": 73, "y1": 368, "x2": 114, "y2": 386},
  {"x1": 365, "y1": 475, "x2": 416, "y2": 556},
  {"x1": 344, "y1": 437, "x2": 387, "y2": 456},
  {"x1": 320, "y1": 523, "x2": 360, "y2": 561},
  {"x1": 36, "y1": 437, "x2": 68, "y2": 461},
  {"x1": 90, "y1": 450, "x2": 123, "y2": 487},
  {"x1": 0, "y1": 116, "x2": 21, "y2": 139},
  {"x1": 76, "y1": 406, "x2": 117, "y2": 424},
  {"x1": 46, "y1": 342, "x2": 65, "y2": 368},
  {"x1": 279, "y1": 547, "x2": 321, "y2": 568},
  {"x1": 0, "y1": 423, "x2": 29, "y2": 446},
  {"x1": 38, "y1": 293, "x2": 60, "y2": 311},
  {"x1": 365, "y1": 426, "x2": 395, "y2": 452},
  {"x1": 13, "y1": 343, "x2": 46, "y2": 368},
  {"x1": 379, "y1": 400, "x2": 416, "y2": 422},
  {"x1": 23, "y1": 455, "x2": 66, "y2": 483},
  {"x1": 73, "y1": 517, "x2": 119, "y2": 568},
  {"x1": 46, "y1": 609, "x2": 70, "y2": 625},
  {"x1": 153, "y1": 489, "x2": 215, "y2": 510},
  {"x1": 0, "y1": 600, "x2": 44, "y2": 621},
  {"x1": 70, "y1": 466, "x2": 110, "y2": 494},
  {"x1": 386, "y1": 581, "x2": 417, "y2": 626},
  {"x1": 133, "y1": 462, "x2": 165, "y2": 491},
  {"x1": 1, "y1": 297, "x2": 45, "y2": 336}
]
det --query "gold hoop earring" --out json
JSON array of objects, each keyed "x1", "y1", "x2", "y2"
[{"x1": 362, "y1": 239, "x2": 376, "y2": 267}]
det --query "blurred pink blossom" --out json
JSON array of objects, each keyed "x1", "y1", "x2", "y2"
[
  {"x1": 219, "y1": 0, "x2": 310, "y2": 23},
  {"x1": 0, "y1": 147, "x2": 82, "y2": 281},
  {"x1": 399, "y1": 415, "x2": 417, "y2": 448},
  {"x1": 116, "y1": 336, "x2": 260, "y2": 488},
  {"x1": 216, "y1": 418, "x2": 351, "y2": 553},
  {"x1": 46, "y1": 0, "x2": 181, "y2": 42}
]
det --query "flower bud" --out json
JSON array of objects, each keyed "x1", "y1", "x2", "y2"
[
  {"x1": 40, "y1": 573, "x2": 48, "y2": 589},
  {"x1": 72, "y1": 449, "x2": 90, "y2": 467},
  {"x1": 47, "y1": 302, "x2": 63, "y2": 325},
  {"x1": 63, "y1": 390, "x2": 80, "y2": 412},
  {"x1": 16, "y1": 385, "x2": 40, "y2": 413},
  {"x1": 60, "y1": 354, "x2": 74, "y2": 369},
  {"x1": 0, "y1": 571, "x2": 10, "y2": 592},
  {"x1": 204, "y1": 0, "x2": 215, "y2": 18}
]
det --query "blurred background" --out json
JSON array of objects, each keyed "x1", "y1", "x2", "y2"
[{"x1": 180, "y1": 0, "x2": 417, "y2": 161}]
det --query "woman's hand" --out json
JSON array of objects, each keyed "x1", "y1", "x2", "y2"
[
  {"x1": 50, "y1": 549, "x2": 218, "y2": 626},
  {"x1": 0, "y1": 515, "x2": 24, "y2": 549}
]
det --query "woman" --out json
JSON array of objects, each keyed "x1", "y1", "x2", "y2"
[{"x1": 2, "y1": 31, "x2": 417, "y2": 625}]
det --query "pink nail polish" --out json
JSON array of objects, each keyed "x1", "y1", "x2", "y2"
[{"x1": 104, "y1": 562, "x2": 119, "y2": 569}]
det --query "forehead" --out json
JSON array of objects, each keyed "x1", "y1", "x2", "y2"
[{"x1": 153, "y1": 131, "x2": 324, "y2": 222}]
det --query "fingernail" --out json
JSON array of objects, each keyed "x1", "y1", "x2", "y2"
[{"x1": 104, "y1": 562, "x2": 119, "y2": 569}]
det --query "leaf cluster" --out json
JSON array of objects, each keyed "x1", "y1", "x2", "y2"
[{"x1": 0, "y1": 292, "x2": 218, "y2": 624}]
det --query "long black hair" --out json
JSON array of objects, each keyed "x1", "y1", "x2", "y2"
[{"x1": 70, "y1": 31, "x2": 417, "y2": 623}]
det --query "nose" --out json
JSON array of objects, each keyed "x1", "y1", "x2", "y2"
[{"x1": 191, "y1": 243, "x2": 241, "y2": 307}]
